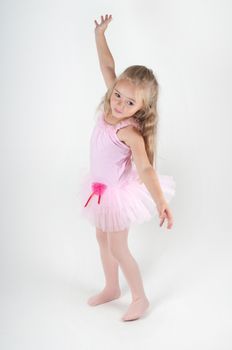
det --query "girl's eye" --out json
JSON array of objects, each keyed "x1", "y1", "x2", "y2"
[{"x1": 114, "y1": 92, "x2": 134, "y2": 106}]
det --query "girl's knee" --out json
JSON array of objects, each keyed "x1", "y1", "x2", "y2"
[
  {"x1": 108, "y1": 234, "x2": 129, "y2": 260},
  {"x1": 95, "y1": 227, "x2": 108, "y2": 244},
  {"x1": 109, "y1": 244, "x2": 129, "y2": 261}
]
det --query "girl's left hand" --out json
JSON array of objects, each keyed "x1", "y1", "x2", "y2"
[{"x1": 156, "y1": 200, "x2": 174, "y2": 229}]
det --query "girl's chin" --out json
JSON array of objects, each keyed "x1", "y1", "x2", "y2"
[{"x1": 111, "y1": 111, "x2": 122, "y2": 118}]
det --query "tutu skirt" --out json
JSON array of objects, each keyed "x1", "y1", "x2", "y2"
[{"x1": 76, "y1": 169, "x2": 176, "y2": 232}]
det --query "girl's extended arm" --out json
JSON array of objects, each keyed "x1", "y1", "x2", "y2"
[
  {"x1": 121, "y1": 127, "x2": 174, "y2": 229},
  {"x1": 94, "y1": 14, "x2": 116, "y2": 88}
]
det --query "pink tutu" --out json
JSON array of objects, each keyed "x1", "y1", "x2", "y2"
[{"x1": 76, "y1": 168, "x2": 176, "y2": 232}]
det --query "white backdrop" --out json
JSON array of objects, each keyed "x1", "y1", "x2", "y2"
[{"x1": 1, "y1": 0, "x2": 232, "y2": 349}]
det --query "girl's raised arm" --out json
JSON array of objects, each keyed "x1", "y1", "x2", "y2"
[{"x1": 94, "y1": 14, "x2": 116, "y2": 89}]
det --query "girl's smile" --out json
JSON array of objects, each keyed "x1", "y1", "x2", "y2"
[{"x1": 114, "y1": 107, "x2": 122, "y2": 114}]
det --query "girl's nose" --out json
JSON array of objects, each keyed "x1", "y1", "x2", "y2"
[{"x1": 117, "y1": 101, "x2": 124, "y2": 109}]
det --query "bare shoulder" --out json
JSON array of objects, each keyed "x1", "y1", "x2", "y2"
[{"x1": 117, "y1": 125, "x2": 144, "y2": 148}]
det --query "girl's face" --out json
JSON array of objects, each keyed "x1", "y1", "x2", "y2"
[{"x1": 110, "y1": 79, "x2": 143, "y2": 120}]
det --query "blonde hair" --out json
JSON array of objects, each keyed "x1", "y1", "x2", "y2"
[{"x1": 96, "y1": 65, "x2": 159, "y2": 168}]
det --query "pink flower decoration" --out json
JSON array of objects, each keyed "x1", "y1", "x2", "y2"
[{"x1": 84, "y1": 182, "x2": 107, "y2": 207}]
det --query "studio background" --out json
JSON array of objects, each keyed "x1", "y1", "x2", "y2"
[{"x1": 1, "y1": 0, "x2": 231, "y2": 349}]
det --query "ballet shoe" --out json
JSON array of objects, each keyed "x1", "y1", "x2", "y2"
[
  {"x1": 122, "y1": 296, "x2": 150, "y2": 321},
  {"x1": 87, "y1": 287, "x2": 121, "y2": 306}
]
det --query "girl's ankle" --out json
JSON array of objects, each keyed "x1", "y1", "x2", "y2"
[{"x1": 132, "y1": 295, "x2": 149, "y2": 302}]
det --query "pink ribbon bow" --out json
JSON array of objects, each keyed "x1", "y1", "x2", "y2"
[{"x1": 84, "y1": 182, "x2": 107, "y2": 207}]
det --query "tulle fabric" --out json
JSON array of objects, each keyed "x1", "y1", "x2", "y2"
[{"x1": 76, "y1": 168, "x2": 176, "y2": 233}]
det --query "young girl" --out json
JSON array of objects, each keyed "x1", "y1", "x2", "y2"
[{"x1": 78, "y1": 14, "x2": 176, "y2": 321}]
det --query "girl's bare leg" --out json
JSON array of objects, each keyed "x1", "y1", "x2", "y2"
[
  {"x1": 108, "y1": 228, "x2": 150, "y2": 321},
  {"x1": 87, "y1": 227, "x2": 121, "y2": 306}
]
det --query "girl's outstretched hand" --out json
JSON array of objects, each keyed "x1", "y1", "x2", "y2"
[
  {"x1": 94, "y1": 14, "x2": 113, "y2": 34},
  {"x1": 156, "y1": 200, "x2": 174, "y2": 229}
]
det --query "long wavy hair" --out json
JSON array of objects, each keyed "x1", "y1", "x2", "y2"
[{"x1": 96, "y1": 65, "x2": 159, "y2": 168}]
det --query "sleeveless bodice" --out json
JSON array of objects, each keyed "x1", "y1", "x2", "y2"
[{"x1": 89, "y1": 109, "x2": 142, "y2": 186}]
